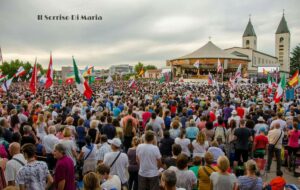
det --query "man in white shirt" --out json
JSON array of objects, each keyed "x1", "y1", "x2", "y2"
[
  {"x1": 5, "y1": 142, "x2": 27, "y2": 186},
  {"x1": 103, "y1": 138, "x2": 129, "y2": 188},
  {"x1": 43, "y1": 126, "x2": 59, "y2": 171},
  {"x1": 270, "y1": 112, "x2": 287, "y2": 130},
  {"x1": 97, "y1": 163, "x2": 122, "y2": 190},
  {"x1": 97, "y1": 135, "x2": 112, "y2": 164},
  {"x1": 266, "y1": 123, "x2": 284, "y2": 173},
  {"x1": 137, "y1": 131, "x2": 162, "y2": 190}
]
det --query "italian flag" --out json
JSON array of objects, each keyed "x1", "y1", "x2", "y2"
[
  {"x1": 274, "y1": 74, "x2": 286, "y2": 103},
  {"x1": 73, "y1": 57, "x2": 93, "y2": 99},
  {"x1": 267, "y1": 74, "x2": 272, "y2": 94}
]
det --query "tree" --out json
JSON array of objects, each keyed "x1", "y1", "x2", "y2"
[
  {"x1": 0, "y1": 59, "x2": 45, "y2": 80},
  {"x1": 144, "y1": 65, "x2": 157, "y2": 71},
  {"x1": 290, "y1": 44, "x2": 300, "y2": 74},
  {"x1": 134, "y1": 62, "x2": 144, "y2": 73}
]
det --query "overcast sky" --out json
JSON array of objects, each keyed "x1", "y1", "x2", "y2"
[{"x1": 0, "y1": 0, "x2": 299, "y2": 70}]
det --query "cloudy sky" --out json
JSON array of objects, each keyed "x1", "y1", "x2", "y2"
[{"x1": 0, "y1": 0, "x2": 299, "y2": 70}]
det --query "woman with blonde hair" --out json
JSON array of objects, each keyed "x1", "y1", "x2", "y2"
[
  {"x1": 210, "y1": 156, "x2": 237, "y2": 190},
  {"x1": 36, "y1": 113, "x2": 47, "y2": 139},
  {"x1": 192, "y1": 131, "x2": 209, "y2": 159},
  {"x1": 83, "y1": 172, "x2": 101, "y2": 190},
  {"x1": 236, "y1": 159, "x2": 263, "y2": 190},
  {"x1": 127, "y1": 136, "x2": 140, "y2": 190},
  {"x1": 88, "y1": 120, "x2": 99, "y2": 143},
  {"x1": 198, "y1": 151, "x2": 219, "y2": 190},
  {"x1": 60, "y1": 127, "x2": 77, "y2": 166}
]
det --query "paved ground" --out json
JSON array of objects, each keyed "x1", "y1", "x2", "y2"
[{"x1": 263, "y1": 160, "x2": 299, "y2": 185}]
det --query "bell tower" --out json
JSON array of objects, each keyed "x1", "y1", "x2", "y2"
[
  {"x1": 275, "y1": 12, "x2": 290, "y2": 74},
  {"x1": 242, "y1": 16, "x2": 257, "y2": 50}
]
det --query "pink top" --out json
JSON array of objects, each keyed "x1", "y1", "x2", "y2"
[{"x1": 288, "y1": 130, "x2": 300, "y2": 148}]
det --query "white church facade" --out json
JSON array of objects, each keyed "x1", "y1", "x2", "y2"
[{"x1": 225, "y1": 13, "x2": 291, "y2": 77}]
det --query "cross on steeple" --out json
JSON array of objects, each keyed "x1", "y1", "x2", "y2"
[{"x1": 209, "y1": 36, "x2": 212, "y2": 41}]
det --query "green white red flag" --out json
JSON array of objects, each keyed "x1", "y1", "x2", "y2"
[
  {"x1": 274, "y1": 74, "x2": 286, "y2": 103},
  {"x1": 73, "y1": 57, "x2": 93, "y2": 99}
]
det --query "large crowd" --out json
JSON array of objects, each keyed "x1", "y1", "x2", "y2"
[{"x1": 0, "y1": 80, "x2": 299, "y2": 190}]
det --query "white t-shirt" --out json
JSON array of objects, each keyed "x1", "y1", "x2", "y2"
[
  {"x1": 136, "y1": 143, "x2": 161, "y2": 177},
  {"x1": 43, "y1": 134, "x2": 60, "y2": 154},
  {"x1": 192, "y1": 140, "x2": 209, "y2": 158},
  {"x1": 103, "y1": 151, "x2": 129, "y2": 184},
  {"x1": 82, "y1": 145, "x2": 98, "y2": 161},
  {"x1": 5, "y1": 153, "x2": 27, "y2": 184},
  {"x1": 270, "y1": 119, "x2": 287, "y2": 130},
  {"x1": 175, "y1": 138, "x2": 191, "y2": 157},
  {"x1": 101, "y1": 175, "x2": 121, "y2": 190}
]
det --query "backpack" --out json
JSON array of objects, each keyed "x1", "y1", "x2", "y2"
[
  {"x1": 213, "y1": 127, "x2": 226, "y2": 143},
  {"x1": 0, "y1": 143, "x2": 8, "y2": 158}
]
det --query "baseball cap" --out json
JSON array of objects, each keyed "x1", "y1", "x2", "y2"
[{"x1": 108, "y1": 138, "x2": 122, "y2": 148}]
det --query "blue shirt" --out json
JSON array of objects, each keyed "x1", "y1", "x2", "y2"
[
  {"x1": 237, "y1": 176, "x2": 263, "y2": 190},
  {"x1": 186, "y1": 126, "x2": 199, "y2": 139}
]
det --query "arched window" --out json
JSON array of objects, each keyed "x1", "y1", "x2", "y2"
[
  {"x1": 280, "y1": 37, "x2": 284, "y2": 43},
  {"x1": 246, "y1": 40, "x2": 250, "y2": 45}
]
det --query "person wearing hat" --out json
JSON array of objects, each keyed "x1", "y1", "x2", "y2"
[
  {"x1": 252, "y1": 127, "x2": 269, "y2": 159},
  {"x1": 103, "y1": 138, "x2": 129, "y2": 188},
  {"x1": 254, "y1": 116, "x2": 268, "y2": 135},
  {"x1": 228, "y1": 110, "x2": 241, "y2": 128}
]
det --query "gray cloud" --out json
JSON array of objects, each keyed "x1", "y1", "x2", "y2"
[{"x1": 0, "y1": 0, "x2": 299, "y2": 70}]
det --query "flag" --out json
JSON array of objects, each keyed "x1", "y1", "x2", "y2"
[
  {"x1": 83, "y1": 66, "x2": 93, "y2": 77},
  {"x1": 267, "y1": 74, "x2": 272, "y2": 94},
  {"x1": 288, "y1": 70, "x2": 299, "y2": 87},
  {"x1": 45, "y1": 53, "x2": 53, "y2": 88},
  {"x1": 272, "y1": 77, "x2": 278, "y2": 88},
  {"x1": 0, "y1": 75, "x2": 8, "y2": 82},
  {"x1": 1, "y1": 77, "x2": 13, "y2": 92},
  {"x1": 0, "y1": 47, "x2": 2, "y2": 62},
  {"x1": 39, "y1": 75, "x2": 47, "y2": 84},
  {"x1": 228, "y1": 77, "x2": 236, "y2": 90},
  {"x1": 193, "y1": 60, "x2": 200, "y2": 69},
  {"x1": 274, "y1": 74, "x2": 286, "y2": 103},
  {"x1": 26, "y1": 68, "x2": 33, "y2": 79},
  {"x1": 159, "y1": 74, "x2": 165, "y2": 83},
  {"x1": 208, "y1": 72, "x2": 213, "y2": 85},
  {"x1": 73, "y1": 57, "x2": 93, "y2": 99},
  {"x1": 14, "y1": 66, "x2": 26, "y2": 77},
  {"x1": 65, "y1": 78, "x2": 74, "y2": 84},
  {"x1": 106, "y1": 75, "x2": 113, "y2": 83},
  {"x1": 138, "y1": 68, "x2": 145, "y2": 77},
  {"x1": 29, "y1": 59, "x2": 37, "y2": 94},
  {"x1": 263, "y1": 68, "x2": 268, "y2": 75},
  {"x1": 234, "y1": 64, "x2": 242, "y2": 79},
  {"x1": 128, "y1": 79, "x2": 137, "y2": 89},
  {"x1": 217, "y1": 59, "x2": 223, "y2": 73}
]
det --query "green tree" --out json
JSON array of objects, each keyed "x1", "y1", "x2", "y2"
[
  {"x1": 144, "y1": 65, "x2": 157, "y2": 71},
  {"x1": 134, "y1": 62, "x2": 144, "y2": 73},
  {"x1": 0, "y1": 59, "x2": 44, "y2": 80},
  {"x1": 290, "y1": 44, "x2": 300, "y2": 74}
]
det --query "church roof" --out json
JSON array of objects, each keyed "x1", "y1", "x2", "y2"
[
  {"x1": 243, "y1": 19, "x2": 256, "y2": 37},
  {"x1": 276, "y1": 14, "x2": 290, "y2": 34},
  {"x1": 175, "y1": 41, "x2": 248, "y2": 60}
]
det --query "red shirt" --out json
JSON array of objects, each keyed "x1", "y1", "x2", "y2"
[
  {"x1": 254, "y1": 135, "x2": 269, "y2": 150},
  {"x1": 170, "y1": 106, "x2": 177, "y2": 115},
  {"x1": 209, "y1": 111, "x2": 216, "y2": 122},
  {"x1": 236, "y1": 107, "x2": 245, "y2": 118},
  {"x1": 270, "y1": 176, "x2": 286, "y2": 190},
  {"x1": 55, "y1": 156, "x2": 76, "y2": 190}
]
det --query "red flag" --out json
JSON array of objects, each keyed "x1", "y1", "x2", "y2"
[
  {"x1": 83, "y1": 80, "x2": 93, "y2": 99},
  {"x1": 29, "y1": 59, "x2": 37, "y2": 94},
  {"x1": 45, "y1": 53, "x2": 53, "y2": 88}
]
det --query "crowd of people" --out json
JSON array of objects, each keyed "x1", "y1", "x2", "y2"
[{"x1": 0, "y1": 80, "x2": 299, "y2": 190}]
